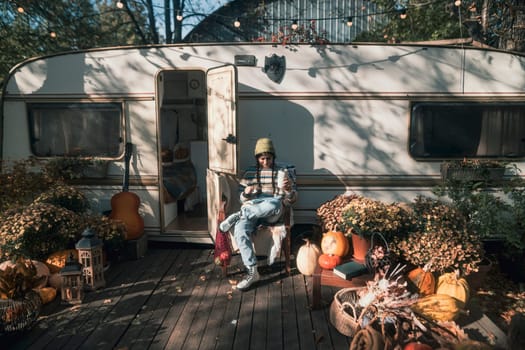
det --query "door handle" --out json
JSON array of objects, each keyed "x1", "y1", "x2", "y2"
[{"x1": 222, "y1": 134, "x2": 237, "y2": 144}]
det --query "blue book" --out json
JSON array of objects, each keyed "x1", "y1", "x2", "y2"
[{"x1": 333, "y1": 261, "x2": 368, "y2": 280}]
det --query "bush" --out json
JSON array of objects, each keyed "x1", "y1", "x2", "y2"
[
  {"x1": 33, "y1": 184, "x2": 90, "y2": 213},
  {"x1": 391, "y1": 196, "x2": 484, "y2": 276},
  {"x1": 0, "y1": 203, "x2": 82, "y2": 260}
]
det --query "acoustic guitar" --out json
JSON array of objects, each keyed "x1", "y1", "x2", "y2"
[{"x1": 110, "y1": 142, "x2": 145, "y2": 240}]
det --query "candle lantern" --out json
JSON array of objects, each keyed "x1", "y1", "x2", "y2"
[
  {"x1": 59, "y1": 253, "x2": 84, "y2": 304},
  {"x1": 75, "y1": 227, "x2": 106, "y2": 290}
]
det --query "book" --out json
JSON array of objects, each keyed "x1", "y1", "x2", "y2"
[{"x1": 333, "y1": 261, "x2": 368, "y2": 280}]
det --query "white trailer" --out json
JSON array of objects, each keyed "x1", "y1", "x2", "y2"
[{"x1": 2, "y1": 43, "x2": 525, "y2": 244}]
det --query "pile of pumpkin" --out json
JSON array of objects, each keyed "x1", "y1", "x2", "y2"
[
  {"x1": 0, "y1": 249, "x2": 81, "y2": 307},
  {"x1": 296, "y1": 230, "x2": 350, "y2": 274},
  {"x1": 295, "y1": 232, "x2": 491, "y2": 349}
]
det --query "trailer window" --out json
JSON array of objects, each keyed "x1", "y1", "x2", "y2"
[
  {"x1": 409, "y1": 102, "x2": 525, "y2": 159},
  {"x1": 28, "y1": 103, "x2": 122, "y2": 157}
]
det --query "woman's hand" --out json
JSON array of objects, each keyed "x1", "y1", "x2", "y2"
[
  {"x1": 244, "y1": 185, "x2": 256, "y2": 195},
  {"x1": 282, "y1": 178, "x2": 292, "y2": 193}
]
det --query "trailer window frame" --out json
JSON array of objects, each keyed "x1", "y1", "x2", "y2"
[
  {"x1": 409, "y1": 102, "x2": 525, "y2": 160},
  {"x1": 27, "y1": 102, "x2": 123, "y2": 158}
]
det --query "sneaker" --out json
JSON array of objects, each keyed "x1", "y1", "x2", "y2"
[
  {"x1": 236, "y1": 265, "x2": 260, "y2": 291},
  {"x1": 219, "y1": 212, "x2": 241, "y2": 232}
]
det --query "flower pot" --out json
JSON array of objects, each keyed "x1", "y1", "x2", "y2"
[
  {"x1": 466, "y1": 258, "x2": 493, "y2": 291},
  {"x1": 351, "y1": 233, "x2": 371, "y2": 263}
]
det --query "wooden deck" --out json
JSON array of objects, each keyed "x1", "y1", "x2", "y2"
[{"x1": 3, "y1": 243, "x2": 508, "y2": 350}]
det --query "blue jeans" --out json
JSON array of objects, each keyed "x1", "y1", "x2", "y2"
[{"x1": 233, "y1": 196, "x2": 283, "y2": 267}]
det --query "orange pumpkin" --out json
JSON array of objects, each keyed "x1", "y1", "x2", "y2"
[
  {"x1": 320, "y1": 231, "x2": 350, "y2": 257},
  {"x1": 436, "y1": 272, "x2": 470, "y2": 304},
  {"x1": 404, "y1": 342, "x2": 433, "y2": 350},
  {"x1": 318, "y1": 254, "x2": 341, "y2": 270},
  {"x1": 45, "y1": 249, "x2": 79, "y2": 274},
  {"x1": 407, "y1": 267, "x2": 435, "y2": 296}
]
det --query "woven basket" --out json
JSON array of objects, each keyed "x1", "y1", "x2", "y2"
[
  {"x1": 329, "y1": 287, "x2": 364, "y2": 337},
  {"x1": 0, "y1": 291, "x2": 42, "y2": 335}
]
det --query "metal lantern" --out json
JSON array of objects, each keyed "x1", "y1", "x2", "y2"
[
  {"x1": 75, "y1": 228, "x2": 106, "y2": 290},
  {"x1": 59, "y1": 253, "x2": 84, "y2": 304}
]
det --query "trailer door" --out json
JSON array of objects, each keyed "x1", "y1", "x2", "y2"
[
  {"x1": 206, "y1": 64, "x2": 238, "y2": 241},
  {"x1": 206, "y1": 64, "x2": 238, "y2": 174}
]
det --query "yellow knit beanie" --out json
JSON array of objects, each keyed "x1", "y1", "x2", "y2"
[{"x1": 254, "y1": 138, "x2": 275, "y2": 156}]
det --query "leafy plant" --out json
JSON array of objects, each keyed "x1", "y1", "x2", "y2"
[
  {"x1": 434, "y1": 162, "x2": 525, "y2": 259},
  {"x1": 42, "y1": 157, "x2": 107, "y2": 180},
  {"x1": 78, "y1": 215, "x2": 127, "y2": 254},
  {"x1": 341, "y1": 196, "x2": 414, "y2": 238},
  {"x1": 33, "y1": 184, "x2": 90, "y2": 213},
  {"x1": 0, "y1": 159, "x2": 55, "y2": 212},
  {"x1": 0, "y1": 203, "x2": 82, "y2": 261},
  {"x1": 391, "y1": 196, "x2": 484, "y2": 276}
]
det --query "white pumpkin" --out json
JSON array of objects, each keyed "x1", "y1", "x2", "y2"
[
  {"x1": 296, "y1": 239, "x2": 321, "y2": 276},
  {"x1": 48, "y1": 272, "x2": 63, "y2": 289},
  {"x1": 31, "y1": 260, "x2": 50, "y2": 289}
]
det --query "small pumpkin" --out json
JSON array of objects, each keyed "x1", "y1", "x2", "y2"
[
  {"x1": 321, "y1": 231, "x2": 350, "y2": 257},
  {"x1": 296, "y1": 239, "x2": 321, "y2": 276},
  {"x1": 407, "y1": 266, "x2": 435, "y2": 296},
  {"x1": 403, "y1": 342, "x2": 433, "y2": 350},
  {"x1": 411, "y1": 293, "x2": 464, "y2": 322},
  {"x1": 45, "y1": 249, "x2": 79, "y2": 274},
  {"x1": 318, "y1": 254, "x2": 341, "y2": 270},
  {"x1": 37, "y1": 287, "x2": 57, "y2": 304},
  {"x1": 436, "y1": 271, "x2": 470, "y2": 304}
]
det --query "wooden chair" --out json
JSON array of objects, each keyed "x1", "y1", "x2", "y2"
[{"x1": 220, "y1": 202, "x2": 293, "y2": 276}]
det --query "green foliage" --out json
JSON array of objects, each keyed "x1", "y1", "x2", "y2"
[{"x1": 433, "y1": 162, "x2": 525, "y2": 258}]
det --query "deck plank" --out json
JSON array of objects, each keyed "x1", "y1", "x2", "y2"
[
  {"x1": 148, "y1": 249, "x2": 209, "y2": 350},
  {"x1": 116, "y1": 247, "x2": 189, "y2": 349},
  {"x1": 2, "y1": 244, "x2": 507, "y2": 350}
]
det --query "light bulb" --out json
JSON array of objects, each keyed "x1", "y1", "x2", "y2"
[
  {"x1": 50, "y1": 31, "x2": 57, "y2": 38},
  {"x1": 234, "y1": 18, "x2": 240, "y2": 28},
  {"x1": 400, "y1": 10, "x2": 407, "y2": 19},
  {"x1": 176, "y1": 11, "x2": 183, "y2": 21},
  {"x1": 17, "y1": 6, "x2": 24, "y2": 13},
  {"x1": 291, "y1": 20, "x2": 298, "y2": 30},
  {"x1": 346, "y1": 16, "x2": 353, "y2": 27},
  {"x1": 455, "y1": 0, "x2": 461, "y2": 6},
  {"x1": 116, "y1": 1, "x2": 124, "y2": 9}
]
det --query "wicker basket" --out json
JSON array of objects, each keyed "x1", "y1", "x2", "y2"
[
  {"x1": 0, "y1": 291, "x2": 42, "y2": 335},
  {"x1": 329, "y1": 287, "x2": 364, "y2": 337}
]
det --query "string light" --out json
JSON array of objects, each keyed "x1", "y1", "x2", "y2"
[
  {"x1": 49, "y1": 31, "x2": 57, "y2": 38},
  {"x1": 454, "y1": 0, "x2": 461, "y2": 6},
  {"x1": 17, "y1": 6, "x2": 24, "y2": 13},
  {"x1": 116, "y1": 1, "x2": 124, "y2": 9},
  {"x1": 346, "y1": 16, "x2": 353, "y2": 27},
  {"x1": 234, "y1": 17, "x2": 240, "y2": 28},
  {"x1": 291, "y1": 19, "x2": 298, "y2": 30},
  {"x1": 399, "y1": 9, "x2": 407, "y2": 19},
  {"x1": 176, "y1": 10, "x2": 183, "y2": 21}
]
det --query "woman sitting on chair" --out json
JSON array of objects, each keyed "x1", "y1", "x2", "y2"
[{"x1": 219, "y1": 137, "x2": 297, "y2": 291}]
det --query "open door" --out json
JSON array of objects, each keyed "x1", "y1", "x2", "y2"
[{"x1": 206, "y1": 64, "x2": 238, "y2": 241}]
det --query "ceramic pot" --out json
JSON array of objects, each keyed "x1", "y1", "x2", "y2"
[{"x1": 351, "y1": 233, "x2": 371, "y2": 263}]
